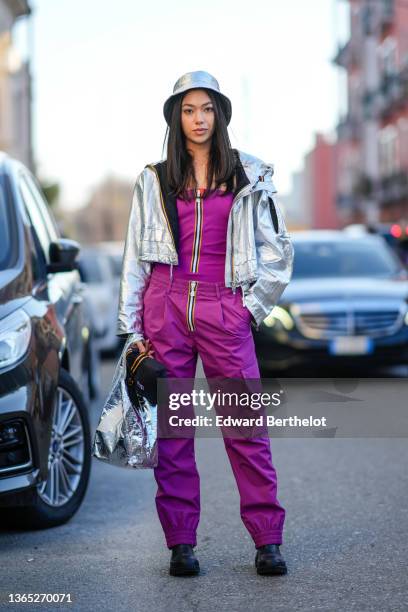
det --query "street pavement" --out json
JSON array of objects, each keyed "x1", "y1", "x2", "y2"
[{"x1": 1, "y1": 357, "x2": 408, "y2": 612}]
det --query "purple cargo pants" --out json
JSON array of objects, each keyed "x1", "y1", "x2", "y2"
[{"x1": 143, "y1": 268, "x2": 286, "y2": 549}]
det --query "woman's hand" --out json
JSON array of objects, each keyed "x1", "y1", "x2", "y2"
[{"x1": 134, "y1": 338, "x2": 155, "y2": 357}]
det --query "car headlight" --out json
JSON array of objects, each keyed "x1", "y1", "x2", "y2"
[
  {"x1": 0, "y1": 310, "x2": 32, "y2": 370},
  {"x1": 263, "y1": 306, "x2": 294, "y2": 331}
]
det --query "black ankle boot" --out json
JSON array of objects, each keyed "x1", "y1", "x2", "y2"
[
  {"x1": 169, "y1": 544, "x2": 200, "y2": 576},
  {"x1": 255, "y1": 544, "x2": 287, "y2": 575}
]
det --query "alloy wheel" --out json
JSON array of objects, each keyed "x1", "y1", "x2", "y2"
[{"x1": 37, "y1": 386, "x2": 85, "y2": 507}]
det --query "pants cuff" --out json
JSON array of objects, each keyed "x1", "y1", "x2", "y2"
[
  {"x1": 165, "y1": 530, "x2": 197, "y2": 549},
  {"x1": 253, "y1": 530, "x2": 283, "y2": 548}
]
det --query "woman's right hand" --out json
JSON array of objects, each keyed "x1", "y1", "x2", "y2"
[{"x1": 134, "y1": 338, "x2": 154, "y2": 357}]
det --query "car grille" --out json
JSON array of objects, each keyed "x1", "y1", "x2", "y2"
[{"x1": 296, "y1": 309, "x2": 403, "y2": 339}]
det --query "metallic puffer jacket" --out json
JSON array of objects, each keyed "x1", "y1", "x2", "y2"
[{"x1": 117, "y1": 148, "x2": 294, "y2": 341}]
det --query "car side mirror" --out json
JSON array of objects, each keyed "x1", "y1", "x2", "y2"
[{"x1": 47, "y1": 238, "x2": 81, "y2": 273}]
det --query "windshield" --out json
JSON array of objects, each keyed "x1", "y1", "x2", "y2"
[
  {"x1": 292, "y1": 239, "x2": 402, "y2": 279},
  {"x1": 0, "y1": 174, "x2": 18, "y2": 271}
]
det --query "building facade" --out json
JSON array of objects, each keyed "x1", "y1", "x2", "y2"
[
  {"x1": 284, "y1": 133, "x2": 339, "y2": 230},
  {"x1": 334, "y1": 0, "x2": 408, "y2": 225},
  {"x1": 67, "y1": 175, "x2": 134, "y2": 246},
  {"x1": 0, "y1": 0, "x2": 32, "y2": 170}
]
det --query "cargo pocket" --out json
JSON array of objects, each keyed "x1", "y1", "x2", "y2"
[{"x1": 220, "y1": 291, "x2": 253, "y2": 337}]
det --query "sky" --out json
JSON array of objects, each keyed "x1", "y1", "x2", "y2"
[{"x1": 14, "y1": 0, "x2": 349, "y2": 211}]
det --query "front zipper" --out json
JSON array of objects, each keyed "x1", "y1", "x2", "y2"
[
  {"x1": 145, "y1": 164, "x2": 177, "y2": 254},
  {"x1": 186, "y1": 280, "x2": 198, "y2": 331},
  {"x1": 190, "y1": 188, "x2": 204, "y2": 273}
]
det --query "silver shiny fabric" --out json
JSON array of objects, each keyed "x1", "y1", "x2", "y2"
[
  {"x1": 92, "y1": 334, "x2": 158, "y2": 468},
  {"x1": 117, "y1": 148, "x2": 295, "y2": 341}
]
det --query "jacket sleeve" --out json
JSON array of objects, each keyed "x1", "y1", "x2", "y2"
[
  {"x1": 116, "y1": 170, "x2": 152, "y2": 340},
  {"x1": 244, "y1": 190, "x2": 294, "y2": 327}
]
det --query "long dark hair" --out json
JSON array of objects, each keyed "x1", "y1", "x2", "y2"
[{"x1": 161, "y1": 88, "x2": 237, "y2": 201}]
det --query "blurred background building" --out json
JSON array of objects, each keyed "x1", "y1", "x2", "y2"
[
  {"x1": 65, "y1": 175, "x2": 133, "y2": 245},
  {"x1": 285, "y1": 133, "x2": 340, "y2": 230},
  {"x1": 0, "y1": 0, "x2": 32, "y2": 170},
  {"x1": 2, "y1": 0, "x2": 407, "y2": 240},
  {"x1": 334, "y1": 0, "x2": 408, "y2": 226},
  {"x1": 284, "y1": 0, "x2": 408, "y2": 232}
]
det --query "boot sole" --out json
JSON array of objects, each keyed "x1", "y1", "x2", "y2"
[
  {"x1": 169, "y1": 563, "x2": 200, "y2": 576},
  {"x1": 256, "y1": 563, "x2": 287, "y2": 576}
]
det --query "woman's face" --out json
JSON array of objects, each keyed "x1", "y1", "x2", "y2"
[{"x1": 180, "y1": 89, "x2": 215, "y2": 147}]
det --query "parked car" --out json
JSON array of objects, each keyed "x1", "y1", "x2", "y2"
[
  {"x1": 254, "y1": 230, "x2": 408, "y2": 373},
  {"x1": 98, "y1": 240, "x2": 124, "y2": 286},
  {"x1": 77, "y1": 246, "x2": 121, "y2": 355},
  {"x1": 0, "y1": 152, "x2": 92, "y2": 528},
  {"x1": 99, "y1": 241, "x2": 124, "y2": 354}
]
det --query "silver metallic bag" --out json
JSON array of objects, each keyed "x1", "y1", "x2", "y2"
[{"x1": 92, "y1": 335, "x2": 158, "y2": 468}]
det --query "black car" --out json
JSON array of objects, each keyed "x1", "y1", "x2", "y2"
[
  {"x1": 0, "y1": 152, "x2": 92, "y2": 528},
  {"x1": 254, "y1": 230, "x2": 408, "y2": 373}
]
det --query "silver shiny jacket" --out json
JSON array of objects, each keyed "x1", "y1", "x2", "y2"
[{"x1": 117, "y1": 148, "x2": 294, "y2": 341}]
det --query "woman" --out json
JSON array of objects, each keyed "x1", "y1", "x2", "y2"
[{"x1": 117, "y1": 71, "x2": 294, "y2": 576}]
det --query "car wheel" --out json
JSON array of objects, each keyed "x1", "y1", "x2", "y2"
[{"x1": 2, "y1": 369, "x2": 91, "y2": 530}]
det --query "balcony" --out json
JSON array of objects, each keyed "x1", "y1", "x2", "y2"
[
  {"x1": 380, "y1": 0, "x2": 394, "y2": 30},
  {"x1": 336, "y1": 114, "x2": 362, "y2": 142},
  {"x1": 333, "y1": 40, "x2": 360, "y2": 69},
  {"x1": 336, "y1": 192, "x2": 360, "y2": 212},
  {"x1": 379, "y1": 68, "x2": 408, "y2": 117},
  {"x1": 362, "y1": 5, "x2": 379, "y2": 36},
  {"x1": 375, "y1": 171, "x2": 408, "y2": 204},
  {"x1": 362, "y1": 89, "x2": 382, "y2": 120}
]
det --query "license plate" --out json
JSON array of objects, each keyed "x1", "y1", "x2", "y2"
[{"x1": 329, "y1": 336, "x2": 373, "y2": 355}]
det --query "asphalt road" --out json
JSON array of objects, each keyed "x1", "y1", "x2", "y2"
[{"x1": 1, "y1": 357, "x2": 408, "y2": 612}]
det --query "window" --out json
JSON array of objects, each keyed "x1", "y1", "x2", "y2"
[
  {"x1": 292, "y1": 239, "x2": 401, "y2": 279},
  {"x1": 19, "y1": 175, "x2": 53, "y2": 264},
  {"x1": 398, "y1": 118, "x2": 408, "y2": 169},
  {"x1": 379, "y1": 125, "x2": 398, "y2": 176},
  {"x1": 0, "y1": 174, "x2": 18, "y2": 271},
  {"x1": 381, "y1": 37, "x2": 397, "y2": 75},
  {"x1": 22, "y1": 172, "x2": 59, "y2": 243}
]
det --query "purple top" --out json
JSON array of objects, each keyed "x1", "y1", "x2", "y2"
[{"x1": 152, "y1": 188, "x2": 234, "y2": 283}]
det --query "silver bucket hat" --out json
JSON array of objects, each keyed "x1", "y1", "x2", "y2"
[{"x1": 163, "y1": 70, "x2": 232, "y2": 126}]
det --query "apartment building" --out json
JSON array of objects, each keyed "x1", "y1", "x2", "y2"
[
  {"x1": 0, "y1": 0, "x2": 32, "y2": 170},
  {"x1": 334, "y1": 0, "x2": 408, "y2": 225}
]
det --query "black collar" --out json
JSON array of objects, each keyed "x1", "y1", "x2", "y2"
[{"x1": 149, "y1": 148, "x2": 250, "y2": 253}]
